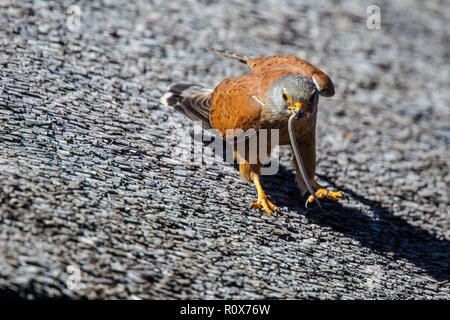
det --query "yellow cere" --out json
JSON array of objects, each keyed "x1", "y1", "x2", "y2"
[{"x1": 288, "y1": 101, "x2": 303, "y2": 113}]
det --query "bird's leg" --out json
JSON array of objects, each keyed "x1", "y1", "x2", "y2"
[
  {"x1": 250, "y1": 174, "x2": 278, "y2": 215},
  {"x1": 306, "y1": 179, "x2": 345, "y2": 205},
  {"x1": 235, "y1": 142, "x2": 277, "y2": 215}
]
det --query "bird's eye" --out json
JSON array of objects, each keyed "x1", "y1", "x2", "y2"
[{"x1": 282, "y1": 92, "x2": 290, "y2": 103}]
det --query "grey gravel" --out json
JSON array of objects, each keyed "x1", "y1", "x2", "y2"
[{"x1": 0, "y1": 0, "x2": 449, "y2": 299}]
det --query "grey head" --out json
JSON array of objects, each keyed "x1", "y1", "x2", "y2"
[{"x1": 265, "y1": 74, "x2": 319, "y2": 120}]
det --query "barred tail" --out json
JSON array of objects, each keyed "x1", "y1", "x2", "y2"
[
  {"x1": 161, "y1": 83, "x2": 213, "y2": 129},
  {"x1": 207, "y1": 48, "x2": 249, "y2": 64}
]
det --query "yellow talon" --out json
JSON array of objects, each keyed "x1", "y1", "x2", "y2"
[
  {"x1": 251, "y1": 174, "x2": 278, "y2": 215},
  {"x1": 307, "y1": 188, "x2": 346, "y2": 204},
  {"x1": 251, "y1": 197, "x2": 278, "y2": 215}
]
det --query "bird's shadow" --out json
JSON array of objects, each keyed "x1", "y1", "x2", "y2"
[
  {"x1": 262, "y1": 163, "x2": 449, "y2": 283},
  {"x1": 197, "y1": 132, "x2": 449, "y2": 282}
]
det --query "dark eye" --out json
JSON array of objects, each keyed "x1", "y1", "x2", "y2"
[{"x1": 282, "y1": 92, "x2": 289, "y2": 103}]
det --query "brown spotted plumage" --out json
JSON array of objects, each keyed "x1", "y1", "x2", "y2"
[{"x1": 161, "y1": 49, "x2": 345, "y2": 214}]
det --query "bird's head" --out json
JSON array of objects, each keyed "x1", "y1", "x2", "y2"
[{"x1": 265, "y1": 74, "x2": 319, "y2": 120}]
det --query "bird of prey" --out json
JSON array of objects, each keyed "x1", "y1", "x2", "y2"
[{"x1": 161, "y1": 49, "x2": 345, "y2": 214}]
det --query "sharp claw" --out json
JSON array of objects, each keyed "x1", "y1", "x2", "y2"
[
  {"x1": 336, "y1": 190, "x2": 347, "y2": 201},
  {"x1": 340, "y1": 191, "x2": 349, "y2": 202},
  {"x1": 305, "y1": 197, "x2": 322, "y2": 209},
  {"x1": 305, "y1": 194, "x2": 321, "y2": 209},
  {"x1": 251, "y1": 198, "x2": 277, "y2": 215},
  {"x1": 251, "y1": 202, "x2": 262, "y2": 210}
]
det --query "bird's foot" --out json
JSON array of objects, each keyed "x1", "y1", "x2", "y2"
[
  {"x1": 251, "y1": 196, "x2": 278, "y2": 215},
  {"x1": 306, "y1": 188, "x2": 345, "y2": 207}
]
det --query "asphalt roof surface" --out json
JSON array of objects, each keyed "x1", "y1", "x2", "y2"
[{"x1": 0, "y1": 0, "x2": 448, "y2": 299}]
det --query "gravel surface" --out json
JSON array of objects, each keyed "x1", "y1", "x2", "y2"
[{"x1": 0, "y1": 0, "x2": 448, "y2": 299}]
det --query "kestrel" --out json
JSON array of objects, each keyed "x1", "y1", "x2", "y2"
[{"x1": 161, "y1": 49, "x2": 345, "y2": 214}]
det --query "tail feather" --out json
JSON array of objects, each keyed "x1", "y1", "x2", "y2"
[
  {"x1": 161, "y1": 83, "x2": 212, "y2": 129},
  {"x1": 208, "y1": 48, "x2": 249, "y2": 64}
]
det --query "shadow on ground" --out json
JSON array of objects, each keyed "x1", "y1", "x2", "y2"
[
  {"x1": 196, "y1": 125, "x2": 449, "y2": 283},
  {"x1": 261, "y1": 165, "x2": 450, "y2": 282}
]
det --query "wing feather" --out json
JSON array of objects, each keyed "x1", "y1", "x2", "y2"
[{"x1": 209, "y1": 74, "x2": 266, "y2": 139}]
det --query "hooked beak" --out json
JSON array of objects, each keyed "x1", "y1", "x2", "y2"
[{"x1": 289, "y1": 102, "x2": 310, "y2": 119}]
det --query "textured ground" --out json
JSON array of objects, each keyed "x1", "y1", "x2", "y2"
[{"x1": 0, "y1": 0, "x2": 448, "y2": 299}]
